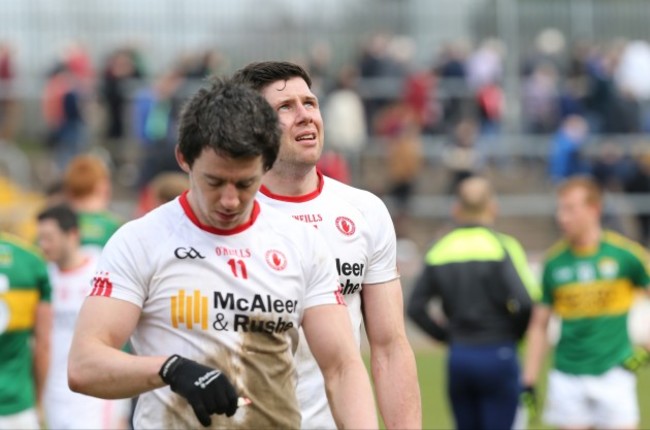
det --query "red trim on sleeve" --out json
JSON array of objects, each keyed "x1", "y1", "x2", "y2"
[{"x1": 90, "y1": 272, "x2": 113, "y2": 297}]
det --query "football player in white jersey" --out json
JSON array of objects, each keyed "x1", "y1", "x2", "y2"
[
  {"x1": 67, "y1": 77, "x2": 377, "y2": 429},
  {"x1": 37, "y1": 204, "x2": 130, "y2": 429},
  {"x1": 233, "y1": 61, "x2": 422, "y2": 429}
]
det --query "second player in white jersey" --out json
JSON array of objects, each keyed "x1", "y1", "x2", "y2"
[
  {"x1": 68, "y1": 77, "x2": 378, "y2": 429},
  {"x1": 258, "y1": 171, "x2": 399, "y2": 428},
  {"x1": 89, "y1": 193, "x2": 342, "y2": 429},
  {"x1": 44, "y1": 254, "x2": 129, "y2": 429}
]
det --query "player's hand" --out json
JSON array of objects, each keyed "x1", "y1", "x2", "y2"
[
  {"x1": 520, "y1": 385, "x2": 539, "y2": 423},
  {"x1": 622, "y1": 346, "x2": 650, "y2": 372},
  {"x1": 159, "y1": 354, "x2": 238, "y2": 427}
]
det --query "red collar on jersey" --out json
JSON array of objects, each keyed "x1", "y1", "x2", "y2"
[
  {"x1": 259, "y1": 170, "x2": 324, "y2": 203},
  {"x1": 179, "y1": 190, "x2": 261, "y2": 235}
]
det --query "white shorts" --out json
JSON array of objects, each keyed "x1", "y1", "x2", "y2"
[
  {"x1": 544, "y1": 367, "x2": 639, "y2": 429},
  {"x1": 0, "y1": 408, "x2": 39, "y2": 430},
  {"x1": 45, "y1": 393, "x2": 131, "y2": 430}
]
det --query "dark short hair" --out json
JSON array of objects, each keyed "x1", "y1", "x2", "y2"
[
  {"x1": 231, "y1": 61, "x2": 312, "y2": 91},
  {"x1": 37, "y1": 203, "x2": 79, "y2": 233},
  {"x1": 177, "y1": 77, "x2": 281, "y2": 170}
]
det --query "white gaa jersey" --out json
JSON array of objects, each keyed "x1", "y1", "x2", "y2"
[
  {"x1": 44, "y1": 254, "x2": 129, "y2": 430},
  {"x1": 90, "y1": 192, "x2": 341, "y2": 429},
  {"x1": 258, "y1": 171, "x2": 400, "y2": 429}
]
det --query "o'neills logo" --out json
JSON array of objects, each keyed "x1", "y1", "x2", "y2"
[
  {"x1": 335, "y1": 216, "x2": 355, "y2": 236},
  {"x1": 215, "y1": 247, "x2": 251, "y2": 258},
  {"x1": 265, "y1": 250, "x2": 287, "y2": 271}
]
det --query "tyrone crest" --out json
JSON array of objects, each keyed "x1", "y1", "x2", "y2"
[
  {"x1": 265, "y1": 250, "x2": 287, "y2": 271},
  {"x1": 335, "y1": 216, "x2": 356, "y2": 236}
]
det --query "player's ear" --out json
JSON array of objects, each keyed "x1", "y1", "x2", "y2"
[{"x1": 175, "y1": 145, "x2": 191, "y2": 173}]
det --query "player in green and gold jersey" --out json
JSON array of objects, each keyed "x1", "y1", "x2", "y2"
[
  {"x1": 0, "y1": 232, "x2": 52, "y2": 429},
  {"x1": 523, "y1": 175, "x2": 650, "y2": 430}
]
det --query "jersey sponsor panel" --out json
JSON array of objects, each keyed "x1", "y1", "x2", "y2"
[
  {"x1": 552, "y1": 279, "x2": 636, "y2": 319},
  {"x1": 169, "y1": 289, "x2": 299, "y2": 334}
]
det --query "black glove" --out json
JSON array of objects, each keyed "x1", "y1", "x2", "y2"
[
  {"x1": 520, "y1": 385, "x2": 539, "y2": 423},
  {"x1": 622, "y1": 346, "x2": 650, "y2": 372},
  {"x1": 159, "y1": 355, "x2": 238, "y2": 427}
]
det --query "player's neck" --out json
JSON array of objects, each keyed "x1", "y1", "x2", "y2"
[
  {"x1": 570, "y1": 226, "x2": 602, "y2": 250},
  {"x1": 58, "y1": 249, "x2": 88, "y2": 272},
  {"x1": 71, "y1": 195, "x2": 108, "y2": 213},
  {"x1": 263, "y1": 165, "x2": 319, "y2": 197}
]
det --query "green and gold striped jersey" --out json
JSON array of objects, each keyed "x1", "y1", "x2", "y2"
[
  {"x1": 542, "y1": 230, "x2": 650, "y2": 375},
  {"x1": 0, "y1": 232, "x2": 52, "y2": 415}
]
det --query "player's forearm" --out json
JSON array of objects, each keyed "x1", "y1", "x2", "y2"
[
  {"x1": 68, "y1": 338, "x2": 167, "y2": 399},
  {"x1": 33, "y1": 336, "x2": 49, "y2": 404},
  {"x1": 33, "y1": 303, "x2": 52, "y2": 404},
  {"x1": 372, "y1": 339, "x2": 422, "y2": 429},
  {"x1": 324, "y1": 358, "x2": 379, "y2": 429},
  {"x1": 522, "y1": 323, "x2": 548, "y2": 386}
]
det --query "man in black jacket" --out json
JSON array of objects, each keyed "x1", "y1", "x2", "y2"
[{"x1": 408, "y1": 175, "x2": 539, "y2": 430}]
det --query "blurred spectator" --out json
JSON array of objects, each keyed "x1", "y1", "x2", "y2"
[
  {"x1": 182, "y1": 48, "x2": 224, "y2": 79},
  {"x1": 476, "y1": 82, "x2": 504, "y2": 137},
  {"x1": 591, "y1": 141, "x2": 634, "y2": 192},
  {"x1": 44, "y1": 180, "x2": 66, "y2": 207},
  {"x1": 41, "y1": 62, "x2": 89, "y2": 173},
  {"x1": 307, "y1": 41, "x2": 333, "y2": 98},
  {"x1": 614, "y1": 40, "x2": 650, "y2": 102},
  {"x1": 584, "y1": 44, "x2": 641, "y2": 134},
  {"x1": 435, "y1": 40, "x2": 471, "y2": 130},
  {"x1": 374, "y1": 100, "x2": 425, "y2": 215},
  {"x1": 323, "y1": 65, "x2": 367, "y2": 155},
  {"x1": 548, "y1": 114, "x2": 591, "y2": 184},
  {"x1": 442, "y1": 117, "x2": 484, "y2": 194},
  {"x1": 558, "y1": 75, "x2": 587, "y2": 121},
  {"x1": 625, "y1": 151, "x2": 650, "y2": 246},
  {"x1": 132, "y1": 68, "x2": 185, "y2": 192},
  {"x1": 522, "y1": 28, "x2": 567, "y2": 77},
  {"x1": 358, "y1": 33, "x2": 402, "y2": 133},
  {"x1": 466, "y1": 38, "x2": 504, "y2": 93},
  {"x1": 316, "y1": 149, "x2": 351, "y2": 185},
  {"x1": 403, "y1": 68, "x2": 440, "y2": 134},
  {"x1": 62, "y1": 154, "x2": 123, "y2": 255},
  {"x1": 522, "y1": 62, "x2": 560, "y2": 134},
  {"x1": 558, "y1": 39, "x2": 592, "y2": 121},
  {"x1": 591, "y1": 142, "x2": 634, "y2": 236},
  {"x1": 100, "y1": 47, "x2": 143, "y2": 155},
  {"x1": 61, "y1": 41, "x2": 95, "y2": 90},
  {"x1": 134, "y1": 171, "x2": 189, "y2": 217},
  {"x1": 0, "y1": 42, "x2": 18, "y2": 140},
  {"x1": 0, "y1": 174, "x2": 46, "y2": 242}
]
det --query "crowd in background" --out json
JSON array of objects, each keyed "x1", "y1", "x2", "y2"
[{"x1": 3, "y1": 29, "x2": 650, "y2": 246}]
